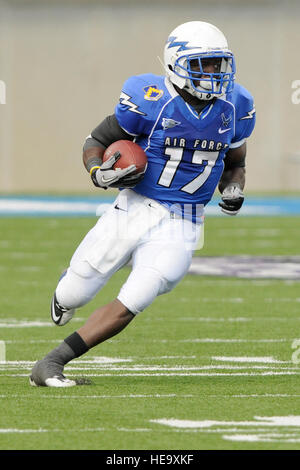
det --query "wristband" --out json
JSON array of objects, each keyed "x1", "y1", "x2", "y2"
[{"x1": 89, "y1": 165, "x2": 100, "y2": 176}]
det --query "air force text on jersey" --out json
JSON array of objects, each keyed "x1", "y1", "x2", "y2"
[{"x1": 164, "y1": 136, "x2": 229, "y2": 151}]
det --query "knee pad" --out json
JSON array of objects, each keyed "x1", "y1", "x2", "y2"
[
  {"x1": 55, "y1": 263, "x2": 108, "y2": 309},
  {"x1": 118, "y1": 243, "x2": 193, "y2": 314},
  {"x1": 117, "y1": 266, "x2": 168, "y2": 315}
]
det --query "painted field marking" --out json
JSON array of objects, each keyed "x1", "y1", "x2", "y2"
[
  {"x1": 223, "y1": 434, "x2": 300, "y2": 443},
  {"x1": 4, "y1": 339, "x2": 66, "y2": 344},
  {"x1": 32, "y1": 366, "x2": 300, "y2": 371},
  {"x1": 152, "y1": 355, "x2": 196, "y2": 359},
  {"x1": 71, "y1": 371, "x2": 298, "y2": 377},
  {"x1": 170, "y1": 316, "x2": 249, "y2": 322},
  {"x1": 74, "y1": 355, "x2": 196, "y2": 362},
  {"x1": 0, "y1": 341, "x2": 5, "y2": 363},
  {"x1": 63, "y1": 364, "x2": 298, "y2": 371},
  {"x1": 150, "y1": 415, "x2": 300, "y2": 443},
  {"x1": 188, "y1": 256, "x2": 300, "y2": 279},
  {"x1": 179, "y1": 338, "x2": 288, "y2": 343},
  {"x1": 184, "y1": 279, "x2": 300, "y2": 286},
  {"x1": 0, "y1": 318, "x2": 84, "y2": 328},
  {"x1": 1, "y1": 361, "x2": 298, "y2": 371},
  {"x1": 1, "y1": 393, "x2": 300, "y2": 400},
  {"x1": 178, "y1": 297, "x2": 244, "y2": 303},
  {"x1": 150, "y1": 415, "x2": 300, "y2": 429},
  {"x1": 222, "y1": 394, "x2": 300, "y2": 398},
  {"x1": 0, "y1": 321, "x2": 54, "y2": 328},
  {"x1": 104, "y1": 338, "x2": 289, "y2": 344},
  {"x1": 0, "y1": 393, "x2": 192, "y2": 399},
  {"x1": 0, "y1": 334, "x2": 291, "y2": 343},
  {"x1": 0, "y1": 427, "x2": 105, "y2": 434},
  {"x1": 5, "y1": 371, "x2": 299, "y2": 378},
  {"x1": 0, "y1": 428, "x2": 47, "y2": 434},
  {"x1": 117, "y1": 427, "x2": 151, "y2": 433},
  {"x1": 181, "y1": 298, "x2": 300, "y2": 304},
  {"x1": 0, "y1": 356, "x2": 134, "y2": 367},
  {"x1": 212, "y1": 356, "x2": 288, "y2": 364},
  {"x1": 0, "y1": 426, "x2": 155, "y2": 434},
  {"x1": 2, "y1": 425, "x2": 300, "y2": 440},
  {"x1": 75, "y1": 357, "x2": 133, "y2": 364},
  {"x1": 265, "y1": 297, "x2": 300, "y2": 302}
]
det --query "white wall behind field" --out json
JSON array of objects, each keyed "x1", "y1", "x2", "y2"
[{"x1": 0, "y1": 0, "x2": 299, "y2": 193}]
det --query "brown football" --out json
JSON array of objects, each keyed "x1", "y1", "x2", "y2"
[{"x1": 102, "y1": 140, "x2": 148, "y2": 174}]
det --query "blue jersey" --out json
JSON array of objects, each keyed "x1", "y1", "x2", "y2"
[{"x1": 115, "y1": 74, "x2": 255, "y2": 222}]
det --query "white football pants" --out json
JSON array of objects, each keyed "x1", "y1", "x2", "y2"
[{"x1": 55, "y1": 189, "x2": 203, "y2": 315}]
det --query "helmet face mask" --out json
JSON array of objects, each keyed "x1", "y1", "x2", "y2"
[
  {"x1": 174, "y1": 51, "x2": 236, "y2": 99},
  {"x1": 164, "y1": 21, "x2": 236, "y2": 100}
]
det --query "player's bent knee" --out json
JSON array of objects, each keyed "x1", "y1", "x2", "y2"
[
  {"x1": 55, "y1": 264, "x2": 108, "y2": 309},
  {"x1": 117, "y1": 266, "x2": 174, "y2": 315}
]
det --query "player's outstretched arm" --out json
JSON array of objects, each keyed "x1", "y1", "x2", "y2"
[{"x1": 218, "y1": 143, "x2": 246, "y2": 216}]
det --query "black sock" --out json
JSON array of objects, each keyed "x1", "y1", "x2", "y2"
[{"x1": 64, "y1": 331, "x2": 89, "y2": 358}]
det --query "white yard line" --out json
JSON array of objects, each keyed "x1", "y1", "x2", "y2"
[
  {"x1": 223, "y1": 434, "x2": 300, "y2": 443},
  {"x1": 151, "y1": 416, "x2": 300, "y2": 429},
  {"x1": 222, "y1": 394, "x2": 300, "y2": 398},
  {"x1": 2, "y1": 393, "x2": 300, "y2": 399},
  {"x1": 5, "y1": 371, "x2": 299, "y2": 378},
  {"x1": 1, "y1": 337, "x2": 291, "y2": 343},
  {"x1": 179, "y1": 338, "x2": 288, "y2": 343},
  {"x1": 1, "y1": 362, "x2": 297, "y2": 371},
  {"x1": 6, "y1": 426, "x2": 300, "y2": 439},
  {"x1": 0, "y1": 427, "x2": 106, "y2": 434},
  {"x1": 0, "y1": 393, "x2": 193, "y2": 399},
  {"x1": 59, "y1": 365, "x2": 300, "y2": 371},
  {"x1": 211, "y1": 356, "x2": 288, "y2": 364},
  {"x1": 183, "y1": 279, "x2": 298, "y2": 286},
  {"x1": 177, "y1": 297, "x2": 245, "y2": 303},
  {"x1": 0, "y1": 321, "x2": 54, "y2": 328},
  {"x1": 67, "y1": 371, "x2": 300, "y2": 377},
  {"x1": 165, "y1": 316, "x2": 250, "y2": 322},
  {"x1": 265, "y1": 298, "x2": 300, "y2": 302},
  {"x1": 4, "y1": 339, "x2": 66, "y2": 344},
  {"x1": 0, "y1": 428, "x2": 47, "y2": 433},
  {"x1": 0, "y1": 318, "x2": 84, "y2": 328}
]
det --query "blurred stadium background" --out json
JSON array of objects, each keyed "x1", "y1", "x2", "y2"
[{"x1": 0, "y1": 0, "x2": 299, "y2": 195}]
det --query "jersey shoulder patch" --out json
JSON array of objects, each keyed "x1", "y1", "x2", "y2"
[{"x1": 121, "y1": 74, "x2": 165, "y2": 107}]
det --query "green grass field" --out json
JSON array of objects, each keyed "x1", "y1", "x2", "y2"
[{"x1": 0, "y1": 215, "x2": 300, "y2": 450}]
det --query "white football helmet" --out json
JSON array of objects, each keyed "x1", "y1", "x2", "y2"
[{"x1": 164, "y1": 21, "x2": 236, "y2": 100}]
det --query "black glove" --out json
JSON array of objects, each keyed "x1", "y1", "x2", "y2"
[{"x1": 219, "y1": 183, "x2": 244, "y2": 216}]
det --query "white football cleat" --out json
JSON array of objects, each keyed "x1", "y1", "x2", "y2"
[
  {"x1": 29, "y1": 358, "x2": 77, "y2": 387},
  {"x1": 51, "y1": 293, "x2": 75, "y2": 326},
  {"x1": 29, "y1": 374, "x2": 76, "y2": 388}
]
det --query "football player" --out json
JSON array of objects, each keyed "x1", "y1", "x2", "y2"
[{"x1": 30, "y1": 21, "x2": 255, "y2": 387}]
